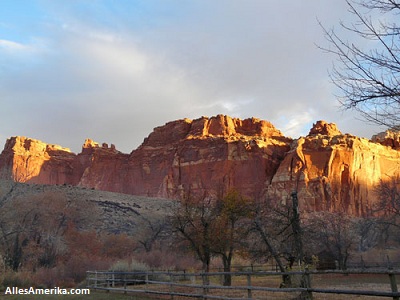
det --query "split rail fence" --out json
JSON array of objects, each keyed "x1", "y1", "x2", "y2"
[{"x1": 86, "y1": 269, "x2": 400, "y2": 299}]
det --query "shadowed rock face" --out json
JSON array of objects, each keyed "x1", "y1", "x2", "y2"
[{"x1": 1, "y1": 116, "x2": 400, "y2": 216}]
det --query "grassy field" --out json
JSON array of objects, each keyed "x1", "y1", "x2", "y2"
[
  {"x1": 81, "y1": 272, "x2": 397, "y2": 300},
  {"x1": 0, "y1": 275, "x2": 395, "y2": 300}
]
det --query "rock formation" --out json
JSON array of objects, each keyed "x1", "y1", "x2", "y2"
[
  {"x1": 125, "y1": 115, "x2": 291, "y2": 198},
  {"x1": 1, "y1": 116, "x2": 399, "y2": 216},
  {"x1": 268, "y1": 121, "x2": 400, "y2": 215},
  {"x1": 371, "y1": 129, "x2": 400, "y2": 149},
  {"x1": 0, "y1": 136, "x2": 76, "y2": 184}
]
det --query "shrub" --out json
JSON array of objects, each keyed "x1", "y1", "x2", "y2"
[
  {"x1": 101, "y1": 233, "x2": 137, "y2": 259},
  {"x1": 130, "y1": 259, "x2": 150, "y2": 272},
  {"x1": 109, "y1": 258, "x2": 149, "y2": 272},
  {"x1": 138, "y1": 249, "x2": 199, "y2": 271},
  {"x1": 63, "y1": 254, "x2": 111, "y2": 284},
  {"x1": 109, "y1": 260, "x2": 131, "y2": 272},
  {"x1": 32, "y1": 267, "x2": 74, "y2": 288},
  {"x1": 0, "y1": 271, "x2": 32, "y2": 291}
]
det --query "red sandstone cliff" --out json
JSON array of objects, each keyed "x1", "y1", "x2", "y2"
[
  {"x1": 268, "y1": 121, "x2": 400, "y2": 215},
  {"x1": 71, "y1": 115, "x2": 291, "y2": 199},
  {"x1": 1, "y1": 117, "x2": 399, "y2": 216},
  {"x1": 0, "y1": 136, "x2": 76, "y2": 184},
  {"x1": 125, "y1": 115, "x2": 291, "y2": 198}
]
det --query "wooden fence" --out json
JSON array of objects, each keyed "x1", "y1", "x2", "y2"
[{"x1": 86, "y1": 269, "x2": 400, "y2": 299}]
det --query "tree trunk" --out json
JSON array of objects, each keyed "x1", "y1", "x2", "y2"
[
  {"x1": 202, "y1": 260, "x2": 210, "y2": 285},
  {"x1": 254, "y1": 219, "x2": 291, "y2": 287},
  {"x1": 222, "y1": 255, "x2": 232, "y2": 286}
]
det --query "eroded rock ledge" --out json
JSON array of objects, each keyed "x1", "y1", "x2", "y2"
[{"x1": 1, "y1": 116, "x2": 399, "y2": 216}]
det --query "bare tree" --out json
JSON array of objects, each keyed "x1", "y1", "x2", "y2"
[
  {"x1": 171, "y1": 193, "x2": 216, "y2": 274},
  {"x1": 375, "y1": 177, "x2": 400, "y2": 216},
  {"x1": 320, "y1": 0, "x2": 400, "y2": 128},
  {"x1": 0, "y1": 191, "x2": 98, "y2": 271},
  {"x1": 357, "y1": 217, "x2": 381, "y2": 251},
  {"x1": 305, "y1": 211, "x2": 358, "y2": 270},
  {"x1": 137, "y1": 217, "x2": 168, "y2": 252},
  {"x1": 171, "y1": 190, "x2": 252, "y2": 286},
  {"x1": 212, "y1": 190, "x2": 252, "y2": 286},
  {"x1": 373, "y1": 177, "x2": 400, "y2": 244},
  {"x1": 248, "y1": 196, "x2": 296, "y2": 287}
]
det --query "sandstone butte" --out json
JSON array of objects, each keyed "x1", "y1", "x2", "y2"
[{"x1": 0, "y1": 115, "x2": 399, "y2": 216}]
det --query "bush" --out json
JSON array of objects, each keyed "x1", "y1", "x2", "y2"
[
  {"x1": 109, "y1": 260, "x2": 131, "y2": 272},
  {"x1": 0, "y1": 271, "x2": 32, "y2": 291},
  {"x1": 63, "y1": 254, "x2": 111, "y2": 284},
  {"x1": 138, "y1": 249, "x2": 199, "y2": 271},
  {"x1": 32, "y1": 267, "x2": 73, "y2": 288},
  {"x1": 109, "y1": 258, "x2": 149, "y2": 272},
  {"x1": 130, "y1": 259, "x2": 150, "y2": 272},
  {"x1": 31, "y1": 254, "x2": 112, "y2": 288}
]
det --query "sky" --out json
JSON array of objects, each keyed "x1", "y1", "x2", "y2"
[{"x1": 0, "y1": 0, "x2": 386, "y2": 153}]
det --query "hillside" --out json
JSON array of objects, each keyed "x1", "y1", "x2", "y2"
[{"x1": 0, "y1": 180, "x2": 174, "y2": 235}]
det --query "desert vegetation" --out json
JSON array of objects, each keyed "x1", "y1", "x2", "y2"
[
  {"x1": 170, "y1": 184, "x2": 400, "y2": 290},
  {"x1": 1, "y1": 176, "x2": 400, "y2": 292},
  {"x1": 0, "y1": 180, "x2": 188, "y2": 290},
  {"x1": 1, "y1": 0, "x2": 400, "y2": 297}
]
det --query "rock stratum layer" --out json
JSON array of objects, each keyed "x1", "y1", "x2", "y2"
[{"x1": 1, "y1": 116, "x2": 399, "y2": 216}]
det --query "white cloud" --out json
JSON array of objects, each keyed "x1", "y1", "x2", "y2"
[
  {"x1": 281, "y1": 115, "x2": 315, "y2": 139},
  {"x1": 0, "y1": 0, "x2": 386, "y2": 153},
  {"x1": 0, "y1": 39, "x2": 27, "y2": 51}
]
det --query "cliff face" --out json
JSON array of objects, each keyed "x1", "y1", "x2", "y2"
[
  {"x1": 125, "y1": 115, "x2": 291, "y2": 198},
  {"x1": 0, "y1": 136, "x2": 76, "y2": 184},
  {"x1": 269, "y1": 121, "x2": 400, "y2": 215},
  {"x1": 0, "y1": 116, "x2": 291, "y2": 200},
  {"x1": 1, "y1": 117, "x2": 399, "y2": 216}
]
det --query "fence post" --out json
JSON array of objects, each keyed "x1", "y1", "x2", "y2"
[
  {"x1": 301, "y1": 267, "x2": 313, "y2": 300},
  {"x1": 124, "y1": 273, "x2": 127, "y2": 294},
  {"x1": 202, "y1": 273, "x2": 208, "y2": 299},
  {"x1": 360, "y1": 255, "x2": 365, "y2": 270},
  {"x1": 145, "y1": 273, "x2": 149, "y2": 292},
  {"x1": 86, "y1": 271, "x2": 89, "y2": 288},
  {"x1": 307, "y1": 268, "x2": 313, "y2": 299},
  {"x1": 112, "y1": 273, "x2": 115, "y2": 287},
  {"x1": 247, "y1": 273, "x2": 252, "y2": 299},
  {"x1": 388, "y1": 270, "x2": 399, "y2": 300},
  {"x1": 169, "y1": 273, "x2": 174, "y2": 300},
  {"x1": 94, "y1": 271, "x2": 98, "y2": 288},
  {"x1": 106, "y1": 272, "x2": 110, "y2": 292}
]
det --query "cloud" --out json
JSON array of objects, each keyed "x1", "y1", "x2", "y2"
[
  {"x1": 0, "y1": 0, "x2": 385, "y2": 153},
  {"x1": 0, "y1": 39, "x2": 27, "y2": 51}
]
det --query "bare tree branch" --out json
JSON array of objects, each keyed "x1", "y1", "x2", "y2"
[{"x1": 320, "y1": 0, "x2": 400, "y2": 128}]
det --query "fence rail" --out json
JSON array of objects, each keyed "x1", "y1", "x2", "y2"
[{"x1": 86, "y1": 269, "x2": 400, "y2": 300}]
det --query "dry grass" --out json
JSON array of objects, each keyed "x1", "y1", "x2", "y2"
[
  {"x1": 96, "y1": 272, "x2": 399, "y2": 300},
  {"x1": 311, "y1": 273, "x2": 395, "y2": 300},
  {"x1": 0, "y1": 180, "x2": 174, "y2": 236}
]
